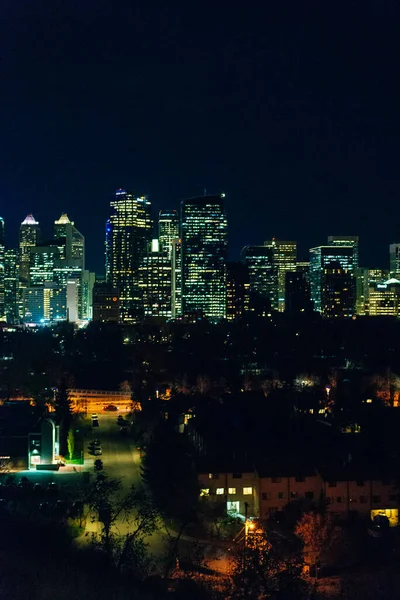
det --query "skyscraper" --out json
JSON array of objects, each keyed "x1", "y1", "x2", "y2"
[
  {"x1": 327, "y1": 236, "x2": 359, "y2": 269},
  {"x1": 4, "y1": 248, "x2": 19, "y2": 322},
  {"x1": 389, "y1": 244, "x2": 400, "y2": 277},
  {"x1": 54, "y1": 213, "x2": 85, "y2": 267},
  {"x1": 158, "y1": 210, "x2": 179, "y2": 257},
  {"x1": 242, "y1": 245, "x2": 277, "y2": 313},
  {"x1": 226, "y1": 261, "x2": 250, "y2": 321},
  {"x1": 139, "y1": 239, "x2": 172, "y2": 318},
  {"x1": 0, "y1": 217, "x2": 4, "y2": 317},
  {"x1": 309, "y1": 246, "x2": 356, "y2": 317},
  {"x1": 108, "y1": 189, "x2": 153, "y2": 322},
  {"x1": 181, "y1": 194, "x2": 228, "y2": 320},
  {"x1": 19, "y1": 214, "x2": 40, "y2": 283},
  {"x1": 264, "y1": 240, "x2": 297, "y2": 312}
]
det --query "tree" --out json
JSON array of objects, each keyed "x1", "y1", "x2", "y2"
[
  {"x1": 230, "y1": 525, "x2": 310, "y2": 600},
  {"x1": 54, "y1": 379, "x2": 72, "y2": 455},
  {"x1": 141, "y1": 422, "x2": 200, "y2": 574},
  {"x1": 67, "y1": 427, "x2": 75, "y2": 459},
  {"x1": 295, "y1": 511, "x2": 335, "y2": 571},
  {"x1": 85, "y1": 473, "x2": 160, "y2": 577}
]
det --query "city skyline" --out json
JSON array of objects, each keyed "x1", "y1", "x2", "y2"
[{"x1": 1, "y1": 3, "x2": 400, "y2": 274}]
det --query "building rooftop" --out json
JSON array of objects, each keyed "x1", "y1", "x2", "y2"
[{"x1": 21, "y1": 214, "x2": 39, "y2": 226}]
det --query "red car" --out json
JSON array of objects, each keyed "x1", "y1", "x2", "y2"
[{"x1": 103, "y1": 404, "x2": 118, "y2": 411}]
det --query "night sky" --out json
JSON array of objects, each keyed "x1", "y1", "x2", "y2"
[{"x1": 1, "y1": 1, "x2": 400, "y2": 274}]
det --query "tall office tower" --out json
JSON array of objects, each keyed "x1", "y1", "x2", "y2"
[
  {"x1": 22, "y1": 282, "x2": 67, "y2": 324},
  {"x1": 105, "y1": 219, "x2": 112, "y2": 283},
  {"x1": 53, "y1": 262, "x2": 83, "y2": 322},
  {"x1": 28, "y1": 242, "x2": 60, "y2": 286},
  {"x1": 327, "y1": 236, "x2": 359, "y2": 269},
  {"x1": 264, "y1": 240, "x2": 296, "y2": 312},
  {"x1": 285, "y1": 268, "x2": 313, "y2": 314},
  {"x1": 82, "y1": 270, "x2": 96, "y2": 320},
  {"x1": 171, "y1": 238, "x2": 182, "y2": 318},
  {"x1": 181, "y1": 194, "x2": 228, "y2": 320},
  {"x1": 356, "y1": 268, "x2": 390, "y2": 315},
  {"x1": 92, "y1": 282, "x2": 120, "y2": 323},
  {"x1": 309, "y1": 246, "x2": 356, "y2": 317},
  {"x1": 108, "y1": 189, "x2": 153, "y2": 322},
  {"x1": 158, "y1": 210, "x2": 179, "y2": 257},
  {"x1": 241, "y1": 245, "x2": 278, "y2": 313},
  {"x1": 389, "y1": 244, "x2": 400, "y2": 277},
  {"x1": 4, "y1": 248, "x2": 19, "y2": 322},
  {"x1": 226, "y1": 261, "x2": 250, "y2": 321},
  {"x1": 139, "y1": 239, "x2": 172, "y2": 318},
  {"x1": 368, "y1": 278, "x2": 400, "y2": 316},
  {"x1": 54, "y1": 213, "x2": 85, "y2": 267},
  {"x1": 19, "y1": 214, "x2": 40, "y2": 283},
  {"x1": 0, "y1": 217, "x2": 4, "y2": 317}
]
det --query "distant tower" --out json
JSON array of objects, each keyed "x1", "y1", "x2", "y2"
[
  {"x1": 0, "y1": 217, "x2": 4, "y2": 317},
  {"x1": 389, "y1": 244, "x2": 400, "y2": 278},
  {"x1": 263, "y1": 240, "x2": 297, "y2": 312},
  {"x1": 158, "y1": 210, "x2": 179, "y2": 258},
  {"x1": 108, "y1": 189, "x2": 153, "y2": 322},
  {"x1": 54, "y1": 213, "x2": 85, "y2": 268},
  {"x1": 241, "y1": 245, "x2": 277, "y2": 314},
  {"x1": 181, "y1": 194, "x2": 228, "y2": 320},
  {"x1": 19, "y1": 214, "x2": 40, "y2": 283}
]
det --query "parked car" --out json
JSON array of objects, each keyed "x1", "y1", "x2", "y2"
[
  {"x1": 46, "y1": 482, "x2": 58, "y2": 494},
  {"x1": 33, "y1": 483, "x2": 43, "y2": 493},
  {"x1": 92, "y1": 419, "x2": 99, "y2": 428},
  {"x1": 91, "y1": 413, "x2": 98, "y2": 419},
  {"x1": 88, "y1": 446, "x2": 102, "y2": 456},
  {"x1": 103, "y1": 404, "x2": 118, "y2": 411}
]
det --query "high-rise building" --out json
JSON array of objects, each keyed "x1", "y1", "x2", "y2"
[
  {"x1": 264, "y1": 240, "x2": 296, "y2": 312},
  {"x1": 158, "y1": 210, "x2": 179, "y2": 257},
  {"x1": 327, "y1": 236, "x2": 359, "y2": 269},
  {"x1": 181, "y1": 194, "x2": 228, "y2": 320},
  {"x1": 54, "y1": 213, "x2": 85, "y2": 267},
  {"x1": 105, "y1": 219, "x2": 112, "y2": 283},
  {"x1": 139, "y1": 239, "x2": 172, "y2": 318},
  {"x1": 4, "y1": 248, "x2": 19, "y2": 322},
  {"x1": 285, "y1": 267, "x2": 313, "y2": 315},
  {"x1": 368, "y1": 278, "x2": 400, "y2": 316},
  {"x1": 242, "y1": 245, "x2": 277, "y2": 313},
  {"x1": 22, "y1": 283, "x2": 67, "y2": 324},
  {"x1": 355, "y1": 268, "x2": 389, "y2": 315},
  {"x1": 19, "y1": 214, "x2": 40, "y2": 283},
  {"x1": 82, "y1": 270, "x2": 96, "y2": 320},
  {"x1": 92, "y1": 282, "x2": 120, "y2": 323},
  {"x1": 389, "y1": 244, "x2": 400, "y2": 277},
  {"x1": 226, "y1": 261, "x2": 250, "y2": 321},
  {"x1": 309, "y1": 246, "x2": 356, "y2": 317},
  {"x1": 171, "y1": 238, "x2": 182, "y2": 318},
  {"x1": 108, "y1": 189, "x2": 153, "y2": 322},
  {"x1": 28, "y1": 242, "x2": 60, "y2": 287},
  {"x1": 0, "y1": 217, "x2": 4, "y2": 317}
]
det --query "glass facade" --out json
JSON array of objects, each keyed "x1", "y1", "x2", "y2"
[
  {"x1": 54, "y1": 213, "x2": 85, "y2": 268},
  {"x1": 0, "y1": 217, "x2": 4, "y2": 317},
  {"x1": 242, "y1": 245, "x2": 277, "y2": 313},
  {"x1": 139, "y1": 240, "x2": 172, "y2": 318},
  {"x1": 389, "y1": 244, "x2": 400, "y2": 278},
  {"x1": 264, "y1": 240, "x2": 297, "y2": 312},
  {"x1": 181, "y1": 194, "x2": 227, "y2": 320},
  {"x1": 108, "y1": 189, "x2": 153, "y2": 322},
  {"x1": 309, "y1": 246, "x2": 356, "y2": 316},
  {"x1": 4, "y1": 248, "x2": 19, "y2": 322},
  {"x1": 368, "y1": 279, "x2": 400, "y2": 316},
  {"x1": 19, "y1": 214, "x2": 40, "y2": 283},
  {"x1": 158, "y1": 210, "x2": 179, "y2": 258}
]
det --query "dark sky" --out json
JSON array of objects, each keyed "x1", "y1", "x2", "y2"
[{"x1": 1, "y1": 1, "x2": 400, "y2": 274}]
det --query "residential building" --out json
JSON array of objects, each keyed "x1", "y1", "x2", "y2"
[
  {"x1": 197, "y1": 460, "x2": 259, "y2": 518},
  {"x1": 92, "y1": 282, "x2": 120, "y2": 323},
  {"x1": 108, "y1": 189, "x2": 153, "y2": 322},
  {"x1": 309, "y1": 246, "x2": 356, "y2": 316},
  {"x1": 242, "y1": 245, "x2": 277, "y2": 313},
  {"x1": 181, "y1": 194, "x2": 227, "y2": 320},
  {"x1": 264, "y1": 240, "x2": 296, "y2": 312}
]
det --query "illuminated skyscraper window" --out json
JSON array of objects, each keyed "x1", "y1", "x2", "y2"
[
  {"x1": 181, "y1": 194, "x2": 227, "y2": 320},
  {"x1": 108, "y1": 189, "x2": 153, "y2": 322}
]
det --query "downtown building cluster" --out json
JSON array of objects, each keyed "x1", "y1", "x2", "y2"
[
  {"x1": 0, "y1": 213, "x2": 95, "y2": 325},
  {"x1": 2, "y1": 191, "x2": 400, "y2": 325}
]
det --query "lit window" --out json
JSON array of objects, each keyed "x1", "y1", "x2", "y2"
[
  {"x1": 228, "y1": 487, "x2": 236, "y2": 495},
  {"x1": 200, "y1": 488, "x2": 210, "y2": 497},
  {"x1": 216, "y1": 488, "x2": 224, "y2": 495},
  {"x1": 243, "y1": 487, "x2": 252, "y2": 495}
]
